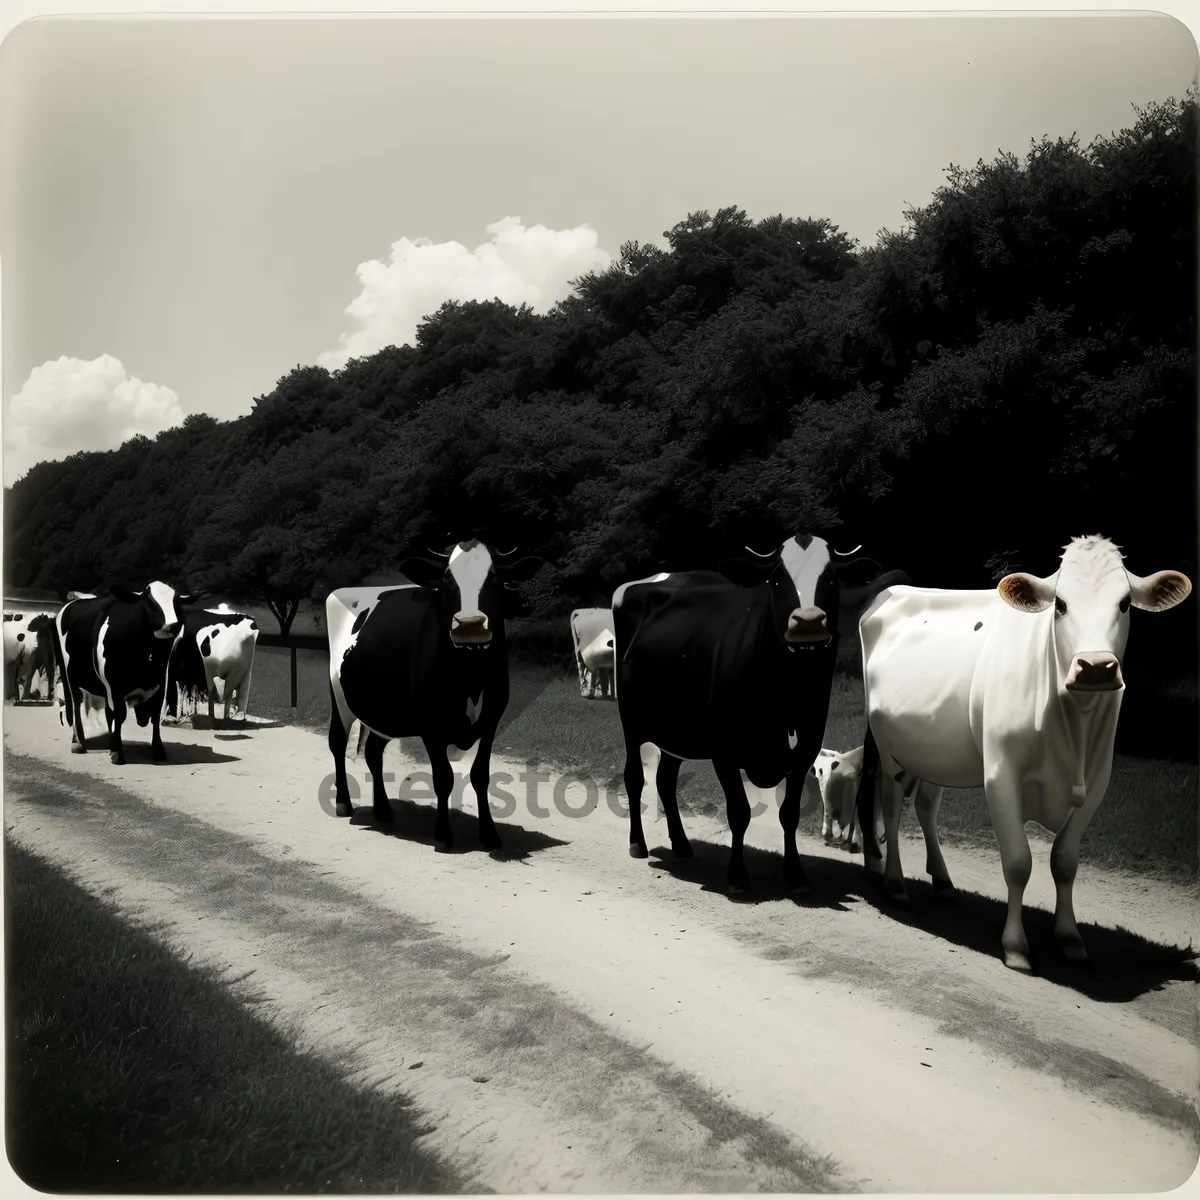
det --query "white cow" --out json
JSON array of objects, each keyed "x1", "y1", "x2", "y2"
[
  {"x1": 168, "y1": 605, "x2": 259, "y2": 725},
  {"x1": 569, "y1": 608, "x2": 615, "y2": 699},
  {"x1": 856, "y1": 535, "x2": 1191, "y2": 972}
]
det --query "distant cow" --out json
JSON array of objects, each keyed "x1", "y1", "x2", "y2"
[
  {"x1": 325, "y1": 539, "x2": 542, "y2": 847},
  {"x1": 854, "y1": 534, "x2": 1191, "y2": 971},
  {"x1": 613, "y1": 535, "x2": 898, "y2": 892},
  {"x1": 4, "y1": 617, "x2": 29, "y2": 701},
  {"x1": 569, "y1": 608, "x2": 615, "y2": 699},
  {"x1": 166, "y1": 604, "x2": 259, "y2": 725},
  {"x1": 53, "y1": 583, "x2": 193, "y2": 764}
]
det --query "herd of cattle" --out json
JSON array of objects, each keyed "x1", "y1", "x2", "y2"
[{"x1": 7, "y1": 530, "x2": 1192, "y2": 972}]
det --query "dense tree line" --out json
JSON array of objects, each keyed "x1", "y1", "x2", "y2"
[{"x1": 6, "y1": 96, "x2": 1196, "y2": 681}]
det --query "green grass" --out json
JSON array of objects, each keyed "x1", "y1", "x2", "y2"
[
  {"x1": 247, "y1": 644, "x2": 1198, "y2": 879},
  {"x1": 4, "y1": 836, "x2": 465, "y2": 1194}
]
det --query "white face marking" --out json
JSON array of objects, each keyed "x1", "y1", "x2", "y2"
[
  {"x1": 147, "y1": 581, "x2": 180, "y2": 636},
  {"x1": 788, "y1": 729, "x2": 798, "y2": 750},
  {"x1": 466, "y1": 692, "x2": 484, "y2": 725},
  {"x1": 779, "y1": 537, "x2": 832, "y2": 609},
  {"x1": 448, "y1": 543, "x2": 493, "y2": 618}
]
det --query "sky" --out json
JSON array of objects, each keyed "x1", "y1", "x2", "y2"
[{"x1": 0, "y1": 14, "x2": 1196, "y2": 482}]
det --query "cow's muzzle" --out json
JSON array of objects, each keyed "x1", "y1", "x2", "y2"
[
  {"x1": 155, "y1": 622, "x2": 181, "y2": 640},
  {"x1": 785, "y1": 607, "x2": 831, "y2": 648},
  {"x1": 1065, "y1": 652, "x2": 1124, "y2": 693},
  {"x1": 450, "y1": 613, "x2": 491, "y2": 647}
]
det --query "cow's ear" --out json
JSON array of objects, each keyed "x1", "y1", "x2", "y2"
[
  {"x1": 501, "y1": 556, "x2": 544, "y2": 583},
  {"x1": 719, "y1": 557, "x2": 773, "y2": 587},
  {"x1": 997, "y1": 572, "x2": 1055, "y2": 613},
  {"x1": 1128, "y1": 569, "x2": 1192, "y2": 612},
  {"x1": 110, "y1": 586, "x2": 141, "y2": 604},
  {"x1": 399, "y1": 557, "x2": 445, "y2": 588}
]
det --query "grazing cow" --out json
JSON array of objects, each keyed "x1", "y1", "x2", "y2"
[
  {"x1": 53, "y1": 583, "x2": 193, "y2": 764},
  {"x1": 612, "y1": 535, "x2": 894, "y2": 892},
  {"x1": 569, "y1": 608, "x2": 616, "y2": 699},
  {"x1": 326, "y1": 539, "x2": 542, "y2": 847},
  {"x1": 166, "y1": 604, "x2": 259, "y2": 725},
  {"x1": 853, "y1": 535, "x2": 1191, "y2": 971}
]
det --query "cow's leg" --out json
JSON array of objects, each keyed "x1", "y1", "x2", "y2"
[
  {"x1": 327, "y1": 688, "x2": 354, "y2": 817},
  {"x1": 985, "y1": 772, "x2": 1034, "y2": 972},
  {"x1": 222, "y1": 675, "x2": 233, "y2": 725},
  {"x1": 655, "y1": 752, "x2": 692, "y2": 858},
  {"x1": 70, "y1": 686, "x2": 87, "y2": 752},
  {"x1": 1050, "y1": 811, "x2": 1087, "y2": 962},
  {"x1": 817, "y1": 773, "x2": 833, "y2": 841},
  {"x1": 713, "y1": 758, "x2": 753, "y2": 893},
  {"x1": 471, "y1": 730, "x2": 502, "y2": 851},
  {"x1": 109, "y1": 703, "x2": 127, "y2": 766},
  {"x1": 779, "y1": 767, "x2": 811, "y2": 892},
  {"x1": 422, "y1": 737, "x2": 456, "y2": 848},
  {"x1": 623, "y1": 733, "x2": 650, "y2": 859},
  {"x1": 914, "y1": 782, "x2": 953, "y2": 894},
  {"x1": 881, "y1": 773, "x2": 910, "y2": 903},
  {"x1": 238, "y1": 663, "x2": 253, "y2": 720},
  {"x1": 150, "y1": 700, "x2": 168, "y2": 763},
  {"x1": 363, "y1": 732, "x2": 393, "y2": 823}
]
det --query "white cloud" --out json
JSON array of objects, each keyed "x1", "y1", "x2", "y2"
[
  {"x1": 4, "y1": 354, "x2": 184, "y2": 482},
  {"x1": 318, "y1": 216, "x2": 612, "y2": 371}
]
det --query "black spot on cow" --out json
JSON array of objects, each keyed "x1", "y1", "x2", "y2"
[
  {"x1": 351, "y1": 608, "x2": 370, "y2": 635},
  {"x1": 831, "y1": 760, "x2": 840, "y2": 771},
  {"x1": 974, "y1": 621, "x2": 983, "y2": 631},
  {"x1": 16, "y1": 633, "x2": 24, "y2": 642},
  {"x1": 200, "y1": 635, "x2": 212, "y2": 657}
]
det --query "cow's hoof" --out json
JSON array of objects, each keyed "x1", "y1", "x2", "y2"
[
  {"x1": 671, "y1": 840, "x2": 694, "y2": 860},
  {"x1": 1003, "y1": 949, "x2": 1034, "y2": 974},
  {"x1": 884, "y1": 879, "x2": 911, "y2": 906},
  {"x1": 109, "y1": 751, "x2": 124, "y2": 766},
  {"x1": 1057, "y1": 938, "x2": 1088, "y2": 963},
  {"x1": 848, "y1": 841, "x2": 862, "y2": 854},
  {"x1": 480, "y1": 830, "x2": 502, "y2": 852},
  {"x1": 334, "y1": 802, "x2": 353, "y2": 818},
  {"x1": 629, "y1": 843, "x2": 648, "y2": 859},
  {"x1": 434, "y1": 825, "x2": 454, "y2": 848},
  {"x1": 71, "y1": 744, "x2": 86, "y2": 755},
  {"x1": 932, "y1": 876, "x2": 956, "y2": 898}
]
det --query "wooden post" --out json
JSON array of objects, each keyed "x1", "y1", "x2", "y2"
[{"x1": 290, "y1": 645, "x2": 298, "y2": 708}]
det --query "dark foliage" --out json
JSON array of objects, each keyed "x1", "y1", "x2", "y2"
[{"x1": 6, "y1": 97, "x2": 1196, "y2": 691}]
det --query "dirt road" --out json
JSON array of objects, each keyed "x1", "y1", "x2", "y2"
[{"x1": 4, "y1": 706, "x2": 1198, "y2": 1193}]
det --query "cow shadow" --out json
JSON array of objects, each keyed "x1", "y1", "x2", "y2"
[
  {"x1": 346, "y1": 795, "x2": 567, "y2": 862},
  {"x1": 651, "y1": 836, "x2": 1197, "y2": 1003},
  {"x1": 187, "y1": 716, "x2": 288, "y2": 732},
  {"x1": 646, "y1": 838, "x2": 859, "y2": 912},
  {"x1": 72, "y1": 737, "x2": 240, "y2": 766}
]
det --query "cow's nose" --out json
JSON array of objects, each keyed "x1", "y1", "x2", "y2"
[
  {"x1": 451, "y1": 612, "x2": 491, "y2": 644},
  {"x1": 162, "y1": 622, "x2": 181, "y2": 638},
  {"x1": 1066, "y1": 652, "x2": 1123, "y2": 692},
  {"x1": 785, "y1": 607, "x2": 830, "y2": 644}
]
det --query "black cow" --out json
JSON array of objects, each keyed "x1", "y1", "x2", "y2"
[
  {"x1": 53, "y1": 582, "x2": 193, "y2": 764},
  {"x1": 612, "y1": 534, "x2": 896, "y2": 893},
  {"x1": 326, "y1": 539, "x2": 542, "y2": 848}
]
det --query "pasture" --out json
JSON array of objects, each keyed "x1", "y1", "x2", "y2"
[{"x1": 249, "y1": 641, "x2": 1200, "y2": 880}]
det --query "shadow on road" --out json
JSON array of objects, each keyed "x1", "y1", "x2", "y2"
[
  {"x1": 648, "y1": 835, "x2": 1198, "y2": 1003},
  {"x1": 68, "y1": 735, "x2": 241, "y2": 766},
  {"x1": 346, "y1": 795, "x2": 568, "y2": 861}
]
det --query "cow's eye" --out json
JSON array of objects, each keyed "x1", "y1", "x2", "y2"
[
  {"x1": 1054, "y1": 596, "x2": 1067, "y2": 618},
  {"x1": 1118, "y1": 596, "x2": 1130, "y2": 613}
]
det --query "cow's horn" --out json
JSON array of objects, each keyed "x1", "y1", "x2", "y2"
[
  {"x1": 744, "y1": 545, "x2": 777, "y2": 558},
  {"x1": 833, "y1": 545, "x2": 863, "y2": 557},
  {"x1": 493, "y1": 546, "x2": 518, "y2": 557},
  {"x1": 428, "y1": 548, "x2": 452, "y2": 559}
]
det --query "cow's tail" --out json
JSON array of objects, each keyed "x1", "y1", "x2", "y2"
[
  {"x1": 855, "y1": 724, "x2": 883, "y2": 864},
  {"x1": 50, "y1": 617, "x2": 73, "y2": 729}
]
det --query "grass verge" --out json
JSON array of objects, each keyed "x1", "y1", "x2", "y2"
[{"x1": 4, "y1": 835, "x2": 466, "y2": 1194}]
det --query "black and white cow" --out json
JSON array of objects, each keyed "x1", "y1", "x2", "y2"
[
  {"x1": 166, "y1": 603, "x2": 259, "y2": 725},
  {"x1": 326, "y1": 539, "x2": 542, "y2": 848},
  {"x1": 612, "y1": 536, "x2": 898, "y2": 892},
  {"x1": 53, "y1": 583, "x2": 193, "y2": 764}
]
